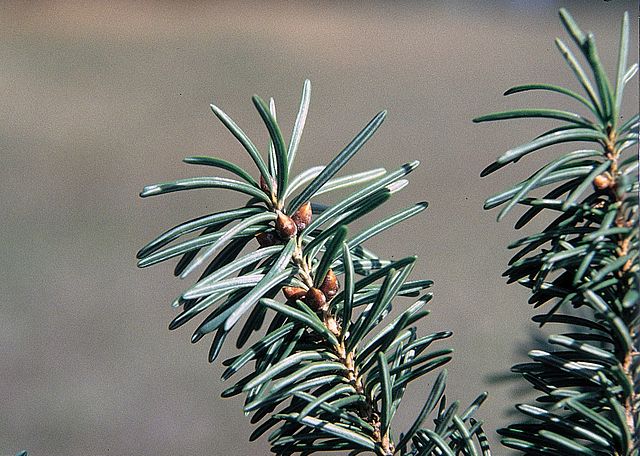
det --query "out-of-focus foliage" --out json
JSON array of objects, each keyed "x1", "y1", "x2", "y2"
[{"x1": 476, "y1": 9, "x2": 638, "y2": 456}]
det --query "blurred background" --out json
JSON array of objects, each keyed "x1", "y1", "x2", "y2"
[{"x1": 1, "y1": 1, "x2": 637, "y2": 455}]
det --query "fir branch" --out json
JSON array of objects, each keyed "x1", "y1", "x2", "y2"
[
  {"x1": 139, "y1": 80, "x2": 487, "y2": 454},
  {"x1": 477, "y1": 9, "x2": 638, "y2": 456}
]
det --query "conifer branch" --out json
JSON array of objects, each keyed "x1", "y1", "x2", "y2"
[
  {"x1": 139, "y1": 80, "x2": 488, "y2": 454},
  {"x1": 476, "y1": 9, "x2": 638, "y2": 456}
]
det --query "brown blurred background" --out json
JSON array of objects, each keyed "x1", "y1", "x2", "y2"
[{"x1": 1, "y1": 1, "x2": 637, "y2": 455}]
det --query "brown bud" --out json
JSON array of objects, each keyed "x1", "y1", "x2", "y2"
[
  {"x1": 304, "y1": 287, "x2": 327, "y2": 311},
  {"x1": 283, "y1": 286, "x2": 307, "y2": 301},
  {"x1": 275, "y1": 211, "x2": 297, "y2": 239},
  {"x1": 593, "y1": 174, "x2": 611, "y2": 190},
  {"x1": 320, "y1": 269, "x2": 339, "y2": 299},
  {"x1": 291, "y1": 201, "x2": 312, "y2": 232},
  {"x1": 256, "y1": 231, "x2": 278, "y2": 247},
  {"x1": 260, "y1": 175, "x2": 277, "y2": 196}
]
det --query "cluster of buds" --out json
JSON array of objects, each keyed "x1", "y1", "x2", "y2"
[
  {"x1": 255, "y1": 201, "x2": 313, "y2": 247},
  {"x1": 282, "y1": 268, "x2": 339, "y2": 313},
  {"x1": 255, "y1": 194, "x2": 341, "y2": 331}
]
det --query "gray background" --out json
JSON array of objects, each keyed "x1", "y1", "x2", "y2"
[{"x1": 1, "y1": 1, "x2": 637, "y2": 455}]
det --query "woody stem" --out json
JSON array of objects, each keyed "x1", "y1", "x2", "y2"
[{"x1": 604, "y1": 130, "x2": 637, "y2": 444}]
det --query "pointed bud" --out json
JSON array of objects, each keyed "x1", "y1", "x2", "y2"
[
  {"x1": 593, "y1": 174, "x2": 611, "y2": 190},
  {"x1": 275, "y1": 211, "x2": 297, "y2": 239},
  {"x1": 256, "y1": 231, "x2": 278, "y2": 247},
  {"x1": 283, "y1": 286, "x2": 307, "y2": 301},
  {"x1": 320, "y1": 269, "x2": 339, "y2": 299},
  {"x1": 291, "y1": 202, "x2": 312, "y2": 232},
  {"x1": 305, "y1": 287, "x2": 327, "y2": 311}
]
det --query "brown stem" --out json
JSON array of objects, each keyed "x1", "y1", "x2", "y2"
[{"x1": 603, "y1": 131, "x2": 638, "y2": 446}]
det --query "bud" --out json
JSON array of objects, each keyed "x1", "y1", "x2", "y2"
[
  {"x1": 256, "y1": 231, "x2": 278, "y2": 247},
  {"x1": 305, "y1": 287, "x2": 327, "y2": 311},
  {"x1": 320, "y1": 269, "x2": 339, "y2": 299},
  {"x1": 283, "y1": 286, "x2": 307, "y2": 301},
  {"x1": 291, "y1": 202, "x2": 312, "y2": 232},
  {"x1": 275, "y1": 211, "x2": 297, "y2": 239},
  {"x1": 593, "y1": 174, "x2": 611, "y2": 190}
]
